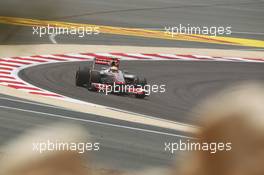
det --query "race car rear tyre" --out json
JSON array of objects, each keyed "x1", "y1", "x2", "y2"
[
  {"x1": 87, "y1": 71, "x2": 101, "y2": 91},
  {"x1": 90, "y1": 71, "x2": 101, "y2": 83},
  {"x1": 75, "y1": 66, "x2": 90, "y2": 87}
]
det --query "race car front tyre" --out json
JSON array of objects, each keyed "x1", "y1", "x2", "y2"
[
  {"x1": 75, "y1": 66, "x2": 90, "y2": 87},
  {"x1": 135, "y1": 77, "x2": 147, "y2": 98},
  {"x1": 135, "y1": 93, "x2": 146, "y2": 99}
]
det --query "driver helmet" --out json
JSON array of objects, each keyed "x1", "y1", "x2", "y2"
[
  {"x1": 111, "y1": 60, "x2": 119, "y2": 67},
  {"x1": 110, "y1": 66, "x2": 118, "y2": 73}
]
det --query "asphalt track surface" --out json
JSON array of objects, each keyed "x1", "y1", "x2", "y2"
[
  {"x1": 1, "y1": 0, "x2": 264, "y2": 172},
  {"x1": 20, "y1": 61, "x2": 264, "y2": 124},
  {"x1": 0, "y1": 94, "x2": 188, "y2": 171},
  {"x1": 0, "y1": 0, "x2": 264, "y2": 49}
]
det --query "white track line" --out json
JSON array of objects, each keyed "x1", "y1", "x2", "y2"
[
  {"x1": 0, "y1": 105, "x2": 193, "y2": 139},
  {"x1": 232, "y1": 31, "x2": 264, "y2": 35},
  {"x1": 0, "y1": 96, "x2": 65, "y2": 110},
  {"x1": 49, "y1": 33, "x2": 58, "y2": 44}
]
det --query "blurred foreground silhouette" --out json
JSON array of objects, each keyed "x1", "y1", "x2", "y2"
[
  {"x1": 0, "y1": 82, "x2": 263, "y2": 175},
  {"x1": 176, "y1": 82, "x2": 264, "y2": 175}
]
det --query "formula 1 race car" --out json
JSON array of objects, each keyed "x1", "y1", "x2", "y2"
[{"x1": 75, "y1": 57, "x2": 148, "y2": 98}]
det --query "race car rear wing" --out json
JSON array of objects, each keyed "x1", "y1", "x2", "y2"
[{"x1": 92, "y1": 56, "x2": 120, "y2": 69}]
